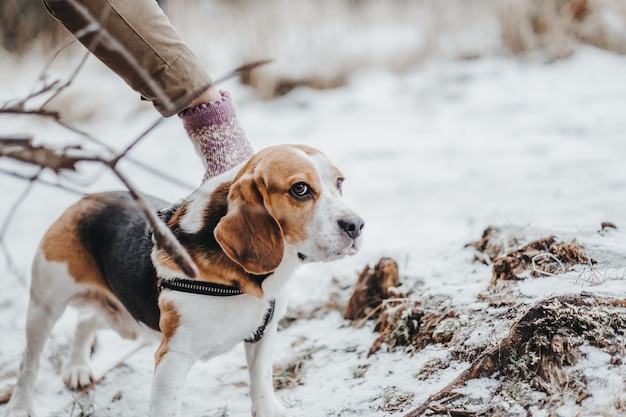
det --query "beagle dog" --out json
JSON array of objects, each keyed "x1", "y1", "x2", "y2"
[{"x1": 5, "y1": 144, "x2": 364, "y2": 417}]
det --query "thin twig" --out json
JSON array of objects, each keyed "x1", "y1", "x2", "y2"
[
  {"x1": 531, "y1": 252, "x2": 566, "y2": 276},
  {"x1": 40, "y1": 49, "x2": 91, "y2": 110},
  {"x1": 353, "y1": 297, "x2": 411, "y2": 328},
  {"x1": 0, "y1": 4, "x2": 270, "y2": 282},
  {"x1": 63, "y1": 0, "x2": 175, "y2": 113},
  {"x1": 6, "y1": 80, "x2": 59, "y2": 111},
  {"x1": 0, "y1": 168, "x2": 43, "y2": 238},
  {"x1": 0, "y1": 240, "x2": 28, "y2": 286},
  {"x1": 0, "y1": 168, "x2": 43, "y2": 286},
  {"x1": 108, "y1": 118, "x2": 164, "y2": 168},
  {"x1": 0, "y1": 167, "x2": 86, "y2": 196},
  {"x1": 109, "y1": 165, "x2": 198, "y2": 278},
  {"x1": 0, "y1": 108, "x2": 61, "y2": 119},
  {"x1": 125, "y1": 157, "x2": 196, "y2": 191},
  {"x1": 212, "y1": 59, "x2": 273, "y2": 85}
]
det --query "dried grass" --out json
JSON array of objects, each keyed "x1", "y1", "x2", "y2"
[
  {"x1": 498, "y1": 0, "x2": 626, "y2": 60},
  {"x1": 273, "y1": 345, "x2": 322, "y2": 391},
  {"x1": 6, "y1": 0, "x2": 626, "y2": 98},
  {"x1": 344, "y1": 258, "x2": 461, "y2": 356},
  {"x1": 369, "y1": 302, "x2": 458, "y2": 356},
  {"x1": 376, "y1": 386, "x2": 415, "y2": 413},
  {"x1": 344, "y1": 257, "x2": 402, "y2": 322},
  {"x1": 466, "y1": 226, "x2": 523, "y2": 265},
  {"x1": 492, "y1": 236, "x2": 594, "y2": 284},
  {"x1": 405, "y1": 294, "x2": 626, "y2": 416},
  {"x1": 470, "y1": 228, "x2": 595, "y2": 288}
]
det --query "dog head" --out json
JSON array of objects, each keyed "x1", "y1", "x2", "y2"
[{"x1": 214, "y1": 144, "x2": 364, "y2": 275}]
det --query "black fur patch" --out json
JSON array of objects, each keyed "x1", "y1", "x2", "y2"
[{"x1": 77, "y1": 192, "x2": 168, "y2": 331}]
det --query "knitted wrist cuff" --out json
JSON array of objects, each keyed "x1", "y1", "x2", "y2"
[{"x1": 179, "y1": 91, "x2": 254, "y2": 179}]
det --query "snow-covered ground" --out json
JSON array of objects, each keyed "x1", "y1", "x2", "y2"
[{"x1": 1, "y1": 46, "x2": 626, "y2": 416}]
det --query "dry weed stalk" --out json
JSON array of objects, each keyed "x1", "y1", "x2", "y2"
[{"x1": 273, "y1": 345, "x2": 322, "y2": 391}]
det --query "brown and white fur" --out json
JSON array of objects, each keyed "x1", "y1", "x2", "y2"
[{"x1": 5, "y1": 144, "x2": 364, "y2": 417}]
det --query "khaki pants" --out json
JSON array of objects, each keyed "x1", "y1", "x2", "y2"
[{"x1": 43, "y1": 0, "x2": 211, "y2": 117}]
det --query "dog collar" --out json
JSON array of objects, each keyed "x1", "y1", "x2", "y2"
[
  {"x1": 158, "y1": 278, "x2": 275, "y2": 343},
  {"x1": 159, "y1": 277, "x2": 243, "y2": 296}
]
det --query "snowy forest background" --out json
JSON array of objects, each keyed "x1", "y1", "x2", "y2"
[{"x1": 1, "y1": 1, "x2": 626, "y2": 416}]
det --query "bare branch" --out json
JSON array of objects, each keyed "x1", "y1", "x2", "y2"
[
  {"x1": 0, "y1": 108, "x2": 61, "y2": 119},
  {"x1": 0, "y1": 240, "x2": 28, "y2": 286},
  {"x1": 124, "y1": 157, "x2": 195, "y2": 191},
  {"x1": 0, "y1": 170, "x2": 42, "y2": 286},
  {"x1": 109, "y1": 166, "x2": 198, "y2": 279},
  {"x1": 212, "y1": 59, "x2": 273, "y2": 85},
  {"x1": 0, "y1": 167, "x2": 86, "y2": 196},
  {"x1": 108, "y1": 118, "x2": 164, "y2": 168},
  {"x1": 0, "y1": 137, "x2": 97, "y2": 173},
  {"x1": 1, "y1": 139, "x2": 200, "y2": 279},
  {"x1": 0, "y1": 0, "x2": 270, "y2": 283},
  {"x1": 63, "y1": 0, "x2": 175, "y2": 113},
  {"x1": 0, "y1": 168, "x2": 42, "y2": 238}
]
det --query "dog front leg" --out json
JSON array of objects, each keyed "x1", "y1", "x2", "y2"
[
  {"x1": 150, "y1": 348, "x2": 193, "y2": 417},
  {"x1": 244, "y1": 320, "x2": 294, "y2": 417}
]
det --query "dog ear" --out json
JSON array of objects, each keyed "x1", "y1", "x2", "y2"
[{"x1": 214, "y1": 176, "x2": 284, "y2": 275}]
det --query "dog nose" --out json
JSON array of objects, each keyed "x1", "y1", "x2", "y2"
[{"x1": 338, "y1": 216, "x2": 365, "y2": 239}]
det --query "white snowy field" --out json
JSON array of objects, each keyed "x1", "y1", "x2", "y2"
[{"x1": 1, "y1": 45, "x2": 626, "y2": 417}]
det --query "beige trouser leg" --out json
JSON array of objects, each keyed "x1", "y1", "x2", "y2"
[{"x1": 42, "y1": 0, "x2": 211, "y2": 116}]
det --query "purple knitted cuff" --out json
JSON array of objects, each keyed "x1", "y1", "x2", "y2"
[{"x1": 179, "y1": 91, "x2": 254, "y2": 180}]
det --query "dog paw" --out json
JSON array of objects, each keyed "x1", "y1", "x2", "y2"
[{"x1": 62, "y1": 364, "x2": 94, "y2": 391}]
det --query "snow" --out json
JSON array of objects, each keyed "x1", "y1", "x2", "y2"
[{"x1": 2, "y1": 46, "x2": 626, "y2": 416}]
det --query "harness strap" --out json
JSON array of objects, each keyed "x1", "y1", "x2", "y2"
[
  {"x1": 159, "y1": 277, "x2": 243, "y2": 296},
  {"x1": 158, "y1": 277, "x2": 275, "y2": 343},
  {"x1": 244, "y1": 299, "x2": 276, "y2": 344}
]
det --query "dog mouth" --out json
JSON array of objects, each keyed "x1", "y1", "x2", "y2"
[
  {"x1": 337, "y1": 241, "x2": 358, "y2": 256},
  {"x1": 298, "y1": 241, "x2": 358, "y2": 262}
]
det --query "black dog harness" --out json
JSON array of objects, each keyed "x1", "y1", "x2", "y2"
[
  {"x1": 153, "y1": 207, "x2": 275, "y2": 344},
  {"x1": 158, "y1": 277, "x2": 275, "y2": 344}
]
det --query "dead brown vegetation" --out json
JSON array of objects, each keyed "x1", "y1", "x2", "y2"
[
  {"x1": 7, "y1": 1, "x2": 626, "y2": 99},
  {"x1": 344, "y1": 257, "x2": 401, "y2": 321},
  {"x1": 369, "y1": 304, "x2": 458, "y2": 357},
  {"x1": 404, "y1": 293, "x2": 626, "y2": 416},
  {"x1": 273, "y1": 344, "x2": 322, "y2": 391},
  {"x1": 491, "y1": 237, "x2": 592, "y2": 284},
  {"x1": 466, "y1": 226, "x2": 521, "y2": 264},
  {"x1": 468, "y1": 228, "x2": 594, "y2": 288},
  {"x1": 344, "y1": 258, "x2": 461, "y2": 357},
  {"x1": 499, "y1": 0, "x2": 626, "y2": 60}
]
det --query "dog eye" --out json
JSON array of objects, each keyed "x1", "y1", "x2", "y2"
[
  {"x1": 290, "y1": 182, "x2": 311, "y2": 199},
  {"x1": 336, "y1": 178, "x2": 344, "y2": 194}
]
